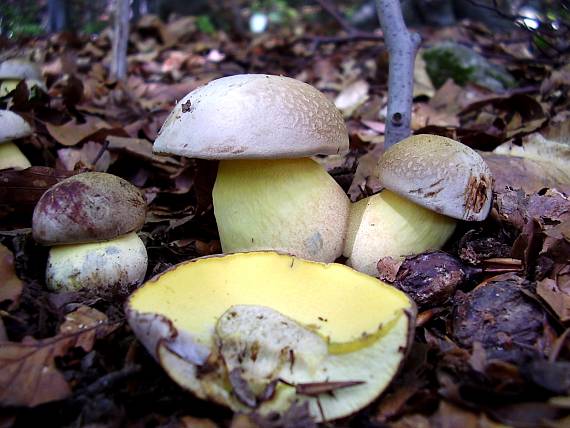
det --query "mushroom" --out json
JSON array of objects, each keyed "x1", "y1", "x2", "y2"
[
  {"x1": 0, "y1": 110, "x2": 33, "y2": 170},
  {"x1": 154, "y1": 74, "x2": 350, "y2": 263},
  {"x1": 344, "y1": 134, "x2": 492, "y2": 276},
  {"x1": 0, "y1": 58, "x2": 46, "y2": 96},
  {"x1": 126, "y1": 251, "x2": 415, "y2": 422},
  {"x1": 32, "y1": 172, "x2": 148, "y2": 293}
]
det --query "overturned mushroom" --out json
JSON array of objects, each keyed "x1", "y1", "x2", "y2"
[
  {"x1": 126, "y1": 251, "x2": 415, "y2": 422},
  {"x1": 154, "y1": 74, "x2": 350, "y2": 262},
  {"x1": 344, "y1": 134, "x2": 493, "y2": 275},
  {"x1": 0, "y1": 110, "x2": 33, "y2": 170},
  {"x1": 32, "y1": 172, "x2": 148, "y2": 293}
]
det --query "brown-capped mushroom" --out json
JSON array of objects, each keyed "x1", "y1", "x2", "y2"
[{"x1": 32, "y1": 172, "x2": 148, "y2": 293}]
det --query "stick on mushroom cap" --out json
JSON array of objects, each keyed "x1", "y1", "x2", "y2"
[
  {"x1": 378, "y1": 134, "x2": 493, "y2": 221},
  {"x1": 0, "y1": 110, "x2": 33, "y2": 143},
  {"x1": 32, "y1": 172, "x2": 147, "y2": 245},
  {"x1": 153, "y1": 74, "x2": 349, "y2": 159}
]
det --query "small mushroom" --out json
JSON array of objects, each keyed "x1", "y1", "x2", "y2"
[
  {"x1": 126, "y1": 251, "x2": 416, "y2": 422},
  {"x1": 32, "y1": 172, "x2": 148, "y2": 293},
  {"x1": 154, "y1": 74, "x2": 350, "y2": 262},
  {"x1": 0, "y1": 58, "x2": 46, "y2": 96},
  {"x1": 344, "y1": 134, "x2": 493, "y2": 275},
  {"x1": 0, "y1": 110, "x2": 33, "y2": 170}
]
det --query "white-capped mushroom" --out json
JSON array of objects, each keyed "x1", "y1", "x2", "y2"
[
  {"x1": 0, "y1": 110, "x2": 33, "y2": 170},
  {"x1": 0, "y1": 58, "x2": 46, "y2": 95},
  {"x1": 154, "y1": 74, "x2": 350, "y2": 262},
  {"x1": 344, "y1": 134, "x2": 492, "y2": 276}
]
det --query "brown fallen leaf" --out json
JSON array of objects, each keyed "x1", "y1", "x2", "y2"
[
  {"x1": 0, "y1": 167, "x2": 76, "y2": 224},
  {"x1": 0, "y1": 305, "x2": 119, "y2": 407},
  {"x1": 106, "y1": 136, "x2": 184, "y2": 174},
  {"x1": 0, "y1": 244, "x2": 24, "y2": 310},
  {"x1": 46, "y1": 116, "x2": 112, "y2": 147}
]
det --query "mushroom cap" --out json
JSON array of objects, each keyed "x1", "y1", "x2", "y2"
[
  {"x1": 378, "y1": 135, "x2": 493, "y2": 221},
  {"x1": 0, "y1": 110, "x2": 33, "y2": 143},
  {"x1": 154, "y1": 74, "x2": 349, "y2": 159},
  {"x1": 46, "y1": 232, "x2": 148, "y2": 293},
  {"x1": 33, "y1": 172, "x2": 147, "y2": 245},
  {"x1": 0, "y1": 58, "x2": 43, "y2": 81}
]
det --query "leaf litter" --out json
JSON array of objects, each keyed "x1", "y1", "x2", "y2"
[{"x1": 0, "y1": 9, "x2": 569, "y2": 427}]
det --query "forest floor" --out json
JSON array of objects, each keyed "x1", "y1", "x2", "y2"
[{"x1": 0, "y1": 12, "x2": 569, "y2": 428}]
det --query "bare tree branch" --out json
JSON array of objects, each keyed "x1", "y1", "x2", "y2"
[{"x1": 376, "y1": 0, "x2": 421, "y2": 149}]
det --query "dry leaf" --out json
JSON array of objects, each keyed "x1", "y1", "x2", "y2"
[
  {"x1": 0, "y1": 306, "x2": 118, "y2": 407},
  {"x1": 0, "y1": 244, "x2": 23, "y2": 310},
  {"x1": 46, "y1": 117, "x2": 111, "y2": 147},
  {"x1": 334, "y1": 80, "x2": 369, "y2": 118},
  {"x1": 106, "y1": 136, "x2": 183, "y2": 173}
]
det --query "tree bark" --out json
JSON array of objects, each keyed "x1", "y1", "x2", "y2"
[
  {"x1": 48, "y1": 0, "x2": 70, "y2": 33},
  {"x1": 375, "y1": 0, "x2": 421, "y2": 149},
  {"x1": 110, "y1": 0, "x2": 130, "y2": 81}
]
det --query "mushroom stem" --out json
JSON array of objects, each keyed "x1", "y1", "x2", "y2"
[
  {"x1": 213, "y1": 158, "x2": 349, "y2": 263},
  {"x1": 375, "y1": 0, "x2": 421, "y2": 149},
  {"x1": 0, "y1": 142, "x2": 31, "y2": 170}
]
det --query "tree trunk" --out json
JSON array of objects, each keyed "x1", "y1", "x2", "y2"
[
  {"x1": 110, "y1": 0, "x2": 130, "y2": 81},
  {"x1": 48, "y1": 0, "x2": 69, "y2": 33}
]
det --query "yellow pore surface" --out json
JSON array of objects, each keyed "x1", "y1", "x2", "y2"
[{"x1": 129, "y1": 252, "x2": 411, "y2": 349}]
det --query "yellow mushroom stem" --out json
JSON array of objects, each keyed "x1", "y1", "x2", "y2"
[
  {"x1": 0, "y1": 142, "x2": 31, "y2": 170},
  {"x1": 46, "y1": 232, "x2": 148, "y2": 293},
  {"x1": 343, "y1": 190, "x2": 456, "y2": 276},
  {"x1": 212, "y1": 158, "x2": 350, "y2": 263}
]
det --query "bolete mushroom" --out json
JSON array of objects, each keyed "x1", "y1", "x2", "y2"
[
  {"x1": 126, "y1": 251, "x2": 415, "y2": 422},
  {"x1": 344, "y1": 134, "x2": 492, "y2": 275},
  {"x1": 0, "y1": 110, "x2": 33, "y2": 170},
  {"x1": 0, "y1": 58, "x2": 46, "y2": 96},
  {"x1": 154, "y1": 74, "x2": 350, "y2": 263},
  {"x1": 32, "y1": 172, "x2": 148, "y2": 293}
]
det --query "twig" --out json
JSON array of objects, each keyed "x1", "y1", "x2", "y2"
[
  {"x1": 313, "y1": 0, "x2": 357, "y2": 35},
  {"x1": 376, "y1": 0, "x2": 421, "y2": 149}
]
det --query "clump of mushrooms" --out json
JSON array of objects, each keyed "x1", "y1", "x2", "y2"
[
  {"x1": 32, "y1": 172, "x2": 148, "y2": 293},
  {"x1": 154, "y1": 74, "x2": 350, "y2": 263},
  {"x1": 344, "y1": 134, "x2": 493, "y2": 275},
  {"x1": 126, "y1": 251, "x2": 416, "y2": 422},
  {"x1": 0, "y1": 110, "x2": 33, "y2": 170},
  {"x1": 0, "y1": 58, "x2": 46, "y2": 96}
]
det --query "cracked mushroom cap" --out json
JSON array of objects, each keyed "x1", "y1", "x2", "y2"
[
  {"x1": 126, "y1": 251, "x2": 415, "y2": 422},
  {"x1": 0, "y1": 58, "x2": 43, "y2": 82},
  {"x1": 0, "y1": 110, "x2": 33, "y2": 143},
  {"x1": 153, "y1": 74, "x2": 349, "y2": 159},
  {"x1": 33, "y1": 172, "x2": 147, "y2": 245},
  {"x1": 378, "y1": 135, "x2": 493, "y2": 221}
]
